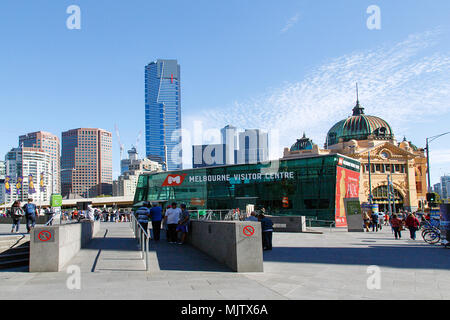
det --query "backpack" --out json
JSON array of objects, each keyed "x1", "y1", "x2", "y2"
[{"x1": 24, "y1": 204, "x2": 36, "y2": 215}]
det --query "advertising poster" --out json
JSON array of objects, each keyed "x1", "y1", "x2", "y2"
[
  {"x1": 335, "y1": 165, "x2": 360, "y2": 228},
  {"x1": 440, "y1": 204, "x2": 450, "y2": 245}
]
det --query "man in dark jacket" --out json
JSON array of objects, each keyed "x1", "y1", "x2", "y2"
[
  {"x1": 23, "y1": 198, "x2": 38, "y2": 233},
  {"x1": 258, "y1": 214, "x2": 274, "y2": 251}
]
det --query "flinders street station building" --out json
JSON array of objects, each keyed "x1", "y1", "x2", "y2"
[{"x1": 283, "y1": 97, "x2": 428, "y2": 213}]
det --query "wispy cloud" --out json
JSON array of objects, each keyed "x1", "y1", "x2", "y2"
[
  {"x1": 281, "y1": 13, "x2": 300, "y2": 33},
  {"x1": 197, "y1": 30, "x2": 450, "y2": 159}
]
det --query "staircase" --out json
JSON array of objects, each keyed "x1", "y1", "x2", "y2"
[{"x1": 0, "y1": 234, "x2": 30, "y2": 270}]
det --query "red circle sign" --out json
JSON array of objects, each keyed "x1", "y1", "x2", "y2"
[
  {"x1": 243, "y1": 226, "x2": 255, "y2": 237},
  {"x1": 38, "y1": 231, "x2": 52, "y2": 242}
]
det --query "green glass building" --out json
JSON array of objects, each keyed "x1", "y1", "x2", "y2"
[{"x1": 134, "y1": 154, "x2": 361, "y2": 224}]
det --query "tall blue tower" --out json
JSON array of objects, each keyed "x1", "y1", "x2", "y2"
[{"x1": 145, "y1": 59, "x2": 182, "y2": 171}]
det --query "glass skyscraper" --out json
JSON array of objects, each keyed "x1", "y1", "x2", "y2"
[{"x1": 145, "y1": 59, "x2": 182, "y2": 171}]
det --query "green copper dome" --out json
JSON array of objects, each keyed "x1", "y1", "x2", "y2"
[
  {"x1": 326, "y1": 100, "x2": 394, "y2": 146},
  {"x1": 291, "y1": 133, "x2": 314, "y2": 151}
]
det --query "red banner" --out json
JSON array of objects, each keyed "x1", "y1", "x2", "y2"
[{"x1": 335, "y1": 166, "x2": 360, "y2": 228}]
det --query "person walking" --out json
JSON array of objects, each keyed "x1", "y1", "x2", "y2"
[
  {"x1": 164, "y1": 202, "x2": 181, "y2": 243},
  {"x1": 23, "y1": 198, "x2": 38, "y2": 233},
  {"x1": 176, "y1": 204, "x2": 190, "y2": 245},
  {"x1": 371, "y1": 210, "x2": 379, "y2": 232},
  {"x1": 362, "y1": 211, "x2": 371, "y2": 232},
  {"x1": 258, "y1": 214, "x2": 274, "y2": 251},
  {"x1": 390, "y1": 214, "x2": 403, "y2": 240},
  {"x1": 44, "y1": 207, "x2": 55, "y2": 226},
  {"x1": 405, "y1": 213, "x2": 420, "y2": 240},
  {"x1": 135, "y1": 202, "x2": 151, "y2": 234},
  {"x1": 377, "y1": 211, "x2": 384, "y2": 231},
  {"x1": 245, "y1": 211, "x2": 258, "y2": 222},
  {"x1": 150, "y1": 203, "x2": 163, "y2": 241},
  {"x1": 10, "y1": 201, "x2": 24, "y2": 233}
]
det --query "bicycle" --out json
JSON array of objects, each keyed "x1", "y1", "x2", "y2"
[{"x1": 422, "y1": 226, "x2": 441, "y2": 245}]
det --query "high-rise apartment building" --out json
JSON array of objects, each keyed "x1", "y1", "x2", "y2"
[
  {"x1": 145, "y1": 59, "x2": 182, "y2": 171},
  {"x1": 4, "y1": 147, "x2": 52, "y2": 203},
  {"x1": 19, "y1": 131, "x2": 60, "y2": 194},
  {"x1": 61, "y1": 128, "x2": 113, "y2": 198}
]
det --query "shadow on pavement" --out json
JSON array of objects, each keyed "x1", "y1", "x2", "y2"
[{"x1": 262, "y1": 245, "x2": 450, "y2": 270}]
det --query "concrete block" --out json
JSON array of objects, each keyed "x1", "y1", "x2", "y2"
[
  {"x1": 30, "y1": 221, "x2": 100, "y2": 272},
  {"x1": 187, "y1": 220, "x2": 263, "y2": 273}
]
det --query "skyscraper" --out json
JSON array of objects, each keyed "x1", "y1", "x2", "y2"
[
  {"x1": 19, "y1": 131, "x2": 61, "y2": 194},
  {"x1": 145, "y1": 59, "x2": 182, "y2": 171},
  {"x1": 61, "y1": 128, "x2": 113, "y2": 198}
]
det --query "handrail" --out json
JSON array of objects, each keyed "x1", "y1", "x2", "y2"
[
  {"x1": 130, "y1": 214, "x2": 150, "y2": 271},
  {"x1": 305, "y1": 218, "x2": 336, "y2": 232}
]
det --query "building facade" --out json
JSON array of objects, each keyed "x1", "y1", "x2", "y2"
[
  {"x1": 145, "y1": 59, "x2": 182, "y2": 171},
  {"x1": 283, "y1": 98, "x2": 428, "y2": 212},
  {"x1": 4, "y1": 147, "x2": 52, "y2": 203},
  {"x1": 19, "y1": 131, "x2": 61, "y2": 194},
  {"x1": 61, "y1": 128, "x2": 113, "y2": 198},
  {"x1": 135, "y1": 154, "x2": 361, "y2": 226}
]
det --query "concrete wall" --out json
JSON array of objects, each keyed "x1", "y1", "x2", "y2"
[
  {"x1": 270, "y1": 216, "x2": 307, "y2": 232},
  {"x1": 30, "y1": 221, "x2": 100, "y2": 272},
  {"x1": 187, "y1": 220, "x2": 263, "y2": 273}
]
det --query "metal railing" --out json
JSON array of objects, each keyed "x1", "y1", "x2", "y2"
[
  {"x1": 130, "y1": 214, "x2": 150, "y2": 271},
  {"x1": 305, "y1": 218, "x2": 336, "y2": 232},
  {"x1": 189, "y1": 209, "x2": 249, "y2": 221}
]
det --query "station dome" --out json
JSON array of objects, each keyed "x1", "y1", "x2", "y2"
[
  {"x1": 326, "y1": 98, "x2": 394, "y2": 147},
  {"x1": 290, "y1": 133, "x2": 314, "y2": 151}
]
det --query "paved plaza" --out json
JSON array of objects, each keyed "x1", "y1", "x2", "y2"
[{"x1": 0, "y1": 222, "x2": 449, "y2": 300}]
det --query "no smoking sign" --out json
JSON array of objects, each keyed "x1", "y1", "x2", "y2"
[
  {"x1": 243, "y1": 226, "x2": 255, "y2": 237},
  {"x1": 34, "y1": 229, "x2": 55, "y2": 243}
]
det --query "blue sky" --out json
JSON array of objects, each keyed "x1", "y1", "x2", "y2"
[{"x1": 0, "y1": 0, "x2": 449, "y2": 184}]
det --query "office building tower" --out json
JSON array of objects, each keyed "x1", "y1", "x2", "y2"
[
  {"x1": 237, "y1": 129, "x2": 269, "y2": 165},
  {"x1": 19, "y1": 131, "x2": 60, "y2": 194},
  {"x1": 5, "y1": 147, "x2": 52, "y2": 203},
  {"x1": 433, "y1": 183, "x2": 442, "y2": 198},
  {"x1": 145, "y1": 59, "x2": 182, "y2": 171},
  {"x1": 192, "y1": 125, "x2": 269, "y2": 168},
  {"x1": 121, "y1": 147, "x2": 139, "y2": 175},
  {"x1": 61, "y1": 128, "x2": 113, "y2": 198},
  {"x1": 0, "y1": 161, "x2": 5, "y2": 204}
]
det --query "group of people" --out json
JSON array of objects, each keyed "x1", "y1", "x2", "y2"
[
  {"x1": 135, "y1": 202, "x2": 189, "y2": 245},
  {"x1": 8, "y1": 198, "x2": 39, "y2": 233},
  {"x1": 363, "y1": 210, "x2": 422, "y2": 240}
]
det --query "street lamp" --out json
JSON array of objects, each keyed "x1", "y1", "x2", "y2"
[{"x1": 426, "y1": 132, "x2": 450, "y2": 192}]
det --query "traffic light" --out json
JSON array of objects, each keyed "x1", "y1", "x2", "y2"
[{"x1": 426, "y1": 193, "x2": 436, "y2": 202}]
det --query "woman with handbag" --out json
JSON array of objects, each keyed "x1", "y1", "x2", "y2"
[{"x1": 10, "y1": 201, "x2": 24, "y2": 233}]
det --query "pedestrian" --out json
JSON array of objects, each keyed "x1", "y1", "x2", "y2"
[
  {"x1": 135, "y1": 202, "x2": 151, "y2": 234},
  {"x1": 378, "y1": 211, "x2": 384, "y2": 231},
  {"x1": 405, "y1": 213, "x2": 420, "y2": 240},
  {"x1": 44, "y1": 206, "x2": 55, "y2": 226},
  {"x1": 384, "y1": 212, "x2": 390, "y2": 226},
  {"x1": 371, "y1": 210, "x2": 379, "y2": 232},
  {"x1": 362, "y1": 211, "x2": 371, "y2": 232},
  {"x1": 164, "y1": 202, "x2": 181, "y2": 244},
  {"x1": 10, "y1": 201, "x2": 24, "y2": 233},
  {"x1": 150, "y1": 202, "x2": 163, "y2": 241},
  {"x1": 22, "y1": 198, "x2": 38, "y2": 233},
  {"x1": 258, "y1": 214, "x2": 274, "y2": 250},
  {"x1": 390, "y1": 214, "x2": 403, "y2": 240},
  {"x1": 176, "y1": 204, "x2": 190, "y2": 245},
  {"x1": 245, "y1": 211, "x2": 259, "y2": 222}
]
